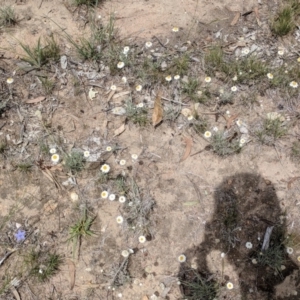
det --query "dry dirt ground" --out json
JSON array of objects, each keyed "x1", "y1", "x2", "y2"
[{"x1": 1, "y1": 0, "x2": 300, "y2": 300}]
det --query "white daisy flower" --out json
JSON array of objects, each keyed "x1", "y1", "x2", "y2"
[
  {"x1": 6, "y1": 78, "x2": 14, "y2": 84},
  {"x1": 101, "y1": 164, "x2": 110, "y2": 173},
  {"x1": 119, "y1": 196, "x2": 126, "y2": 203},
  {"x1": 178, "y1": 254, "x2": 186, "y2": 263},
  {"x1": 123, "y1": 46, "x2": 130, "y2": 55},
  {"x1": 231, "y1": 86, "x2": 238, "y2": 92},
  {"x1": 83, "y1": 151, "x2": 90, "y2": 158},
  {"x1": 131, "y1": 154, "x2": 138, "y2": 160},
  {"x1": 165, "y1": 75, "x2": 172, "y2": 82},
  {"x1": 139, "y1": 235, "x2": 146, "y2": 243},
  {"x1": 101, "y1": 191, "x2": 109, "y2": 199},
  {"x1": 204, "y1": 131, "x2": 212, "y2": 138},
  {"x1": 290, "y1": 81, "x2": 298, "y2": 88},
  {"x1": 232, "y1": 75, "x2": 238, "y2": 81},
  {"x1": 174, "y1": 75, "x2": 180, "y2": 80},
  {"x1": 51, "y1": 154, "x2": 60, "y2": 163},
  {"x1": 226, "y1": 282, "x2": 234, "y2": 290},
  {"x1": 245, "y1": 242, "x2": 253, "y2": 249},
  {"x1": 49, "y1": 148, "x2": 56, "y2": 154},
  {"x1": 121, "y1": 250, "x2": 129, "y2": 258},
  {"x1": 117, "y1": 62, "x2": 125, "y2": 69},
  {"x1": 136, "y1": 102, "x2": 144, "y2": 108},
  {"x1": 120, "y1": 159, "x2": 126, "y2": 166},
  {"x1": 204, "y1": 76, "x2": 211, "y2": 83},
  {"x1": 267, "y1": 73, "x2": 274, "y2": 79},
  {"x1": 135, "y1": 85, "x2": 142, "y2": 92},
  {"x1": 287, "y1": 247, "x2": 294, "y2": 255},
  {"x1": 145, "y1": 41, "x2": 153, "y2": 48},
  {"x1": 110, "y1": 85, "x2": 117, "y2": 91},
  {"x1": 109, "y1": 194, "x2": 116, "y2": 201},
  {"x1": 172, "y1": 27, "x2": 179, "y2": 32},
  {"x1": 106, "y1": 146, "x2": 112, "y2": 152},
  {"x1": 116, "y1": 216, "x2": 124, "y2": 224}
]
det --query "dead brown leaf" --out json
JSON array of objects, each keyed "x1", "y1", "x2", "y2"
[
  {"x1": 26, "y1": 96, "x2": 46, "y2": 104},
  {"x1": 180, "y1": 136, "x2": 193, "y2": 162},
  {"x1": 10, "y1": 286, "x2": 20, "y2": 300},
  {"x1": 107, "y1": 90, "x2": 115, "y2": 102},
  {"x1": 67, "y1": 259, "x2": 76, "y2": 290},
  {"x1": 225, "y1": 114, "x2": 239, "y2": 129},
  {"x1": 113, "y1": 123, "x2": 126, "y2": 137},
  {"x1": 152, "y1": 91, "x2": 163, "y2": 127},
  {"x1": 230, "y1": 12, "x2": 240, "y2": 26},
  {"x1": 112, "y1": 91, "x2": 130, "y2": 100}
]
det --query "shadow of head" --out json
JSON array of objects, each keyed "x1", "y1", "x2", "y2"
[{"x1": 178, "y1": 173, "x2": 298, "y2": 300}]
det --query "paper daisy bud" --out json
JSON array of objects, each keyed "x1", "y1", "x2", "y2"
[
  {"x1": 138, "y1": 235, "x2": 146, "y2": 243},
  {"x1": 6, "y1": 78, "x2": 14, "y2": 84},
  {"x1": 123, "y1": 46, "x2": 129, "y2": 55},
  {"x1": 51, "y1": 154, "x2": 60, "y2": 163},
  {"x1": 121, "y1": 76, "x2": 127, "y2": 83},
  {"x1": 101, "y1": 164, "x2": 110, "y2": 173},
  {"x1": 178, "y1": 254, "x2": 186, "y2": 263},
  {"x1": 131, "y1": 154, "x2": 138, "y2": 160},
  {"x1": 174, "y1": 75, "x2": 180, "y2": 80},
  {"x1": 267, "y1": 73, "x2": 273, "y2": 79},
  {"x1": 172, "y1": 27, "x2": 179, "y2": 32},
  {"x1": 121, "y1": 250, "x2": 129, "y2": 258},
  {"x1": 101, "y1": 191, "x2": 108, "y2": 199}
]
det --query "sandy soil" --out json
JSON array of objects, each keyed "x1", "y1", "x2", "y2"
[{"x1": 0, "y1": 0, "x2": 300, "y2": 299}]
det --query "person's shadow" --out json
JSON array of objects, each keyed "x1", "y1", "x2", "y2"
[{"x1": 178, "y1": 173, "x2": 298, "y2": 299}]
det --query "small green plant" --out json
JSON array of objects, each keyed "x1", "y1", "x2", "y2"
[
  {"x1": 210, "y1": 131, "x2": 241, "y2": 156},
  {"x1": 0, "y1": 6, "x2": 17, "y2": 27},
  {"x1": 181, "y1": 270, "x2": 218, "y2": 300},
  {"x1": 123, "y1": 179, "x2": 155, "y2": 237},
  {"x1": 25, "y1": 250, "x2": 63, "y2": 282},
  {"x1": 271, "y1": 6, "x2": 295, "y2": 36},
  {"x1": 256, "y1": 117, "x2": 287, "y2": 145},
  {"x1": 256, "y1": 244, "x2": 285, "y2": 273},
  {"x1": 191, "y1": 113, "x2": 208, "y2": 135},
  {"x1": 17, "y1": 162, "x2": 33, "y2": 173},
  {"x1": 0, "y1": 139, "x2": 7, "y2": 155},
  {"x1": 171, "y1": 54, "x2": 190, "y2": 76},
  {"x1": 40, "y1": 77, "x2": 55, "y2": 95},
  {"x1": 73, "y1": 0, "x2": 99, "y2": 6},
  {"x1": 125, "y1": 100, "x2": 149, "y2": 126},
  {"x1": 68, "y1": 208, "x2": 96, "y2": 258},
  {"x1": 182, "y1": 78, "x2": 200, "y2": 100},
  {"x1": 65, "y1": 151, "x2": 85, "y2": 173},
  {"x1": 204, "y1": 46, "x2": 224, "y2": 75},
  {"x1": 114, "y1": 174, "x2": 129, "y2": 195},
  {"x1": 290, "y1": 140, "x2": 300, "y2": 162},
  {"x1": 18, "y1": 36, "x2": 60, "y2": 68}
]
